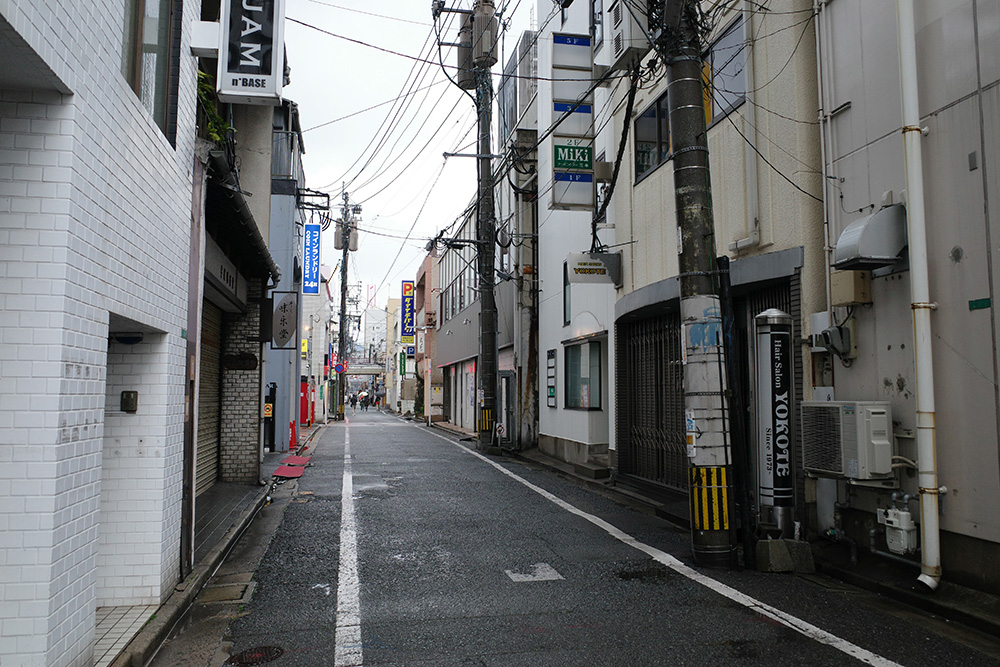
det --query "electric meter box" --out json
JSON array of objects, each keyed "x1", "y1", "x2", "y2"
[{"x1": 830, "y1": 270, "x2": 872, "y2": 306}]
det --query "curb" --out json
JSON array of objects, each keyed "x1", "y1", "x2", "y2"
[
  {"x1": 815, "y1": 560, "x2": 1000, "y2": 639},
  {"x1": 110, "y1": 484, "x2": 272, "y2": 667}
]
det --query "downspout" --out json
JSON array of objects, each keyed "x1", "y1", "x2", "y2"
[
  {"x1": 814, "y1": 0, "x2": 833, "y2": 321},
  {"x1": 729, "y1": 0, "x2": 760, "y2": 253},
  {"x1": 896, "y1": 0, "x2": 941, "y2": 591}
]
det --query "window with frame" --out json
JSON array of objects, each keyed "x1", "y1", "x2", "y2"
[
  {"x1": 565, "y1": 341, "x2": 601, "y2": 409},
  {"x1": 122, "y1": 0, "x2": 181, "y2": 141},
  {"x1": 590, "y1": 0, "x2": 604, "y2": 48},
  {"x1": 703, "y1": 18, "x2": 747, "y2": 124},
  {"x1": 634, "y1": 93, "x2": 670, "y2": 180}
]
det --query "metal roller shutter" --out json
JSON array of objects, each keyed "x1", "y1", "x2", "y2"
[{"x1": 196, "y1": 300, "x2": 222, "y2": 497}]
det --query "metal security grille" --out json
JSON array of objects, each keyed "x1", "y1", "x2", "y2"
[{"x1": 616, "y1": 312, "x2": 688, "y2": 493}]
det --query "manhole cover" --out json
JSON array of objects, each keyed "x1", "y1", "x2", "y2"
[{"x1": 225, "y1": 646, "x2": 284, "y2": 665}]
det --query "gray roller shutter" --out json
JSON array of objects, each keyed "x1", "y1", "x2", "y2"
[{"x1": 196, "y1": 300, "x2": 222, "y2": 497}]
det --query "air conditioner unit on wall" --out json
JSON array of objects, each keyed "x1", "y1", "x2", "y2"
[
  {"x1": 606, "y1": 0, "x2": 649, "y2": 72},
  {"x1": 801, "y1": 401, "x2": 894, "y2": 481}
]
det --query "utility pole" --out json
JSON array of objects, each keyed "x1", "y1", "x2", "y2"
[
  {"x1": 336, "y1": 188, "x2": 360, "y2": 420},
  {"x1": 433, "y1": 0, "x2": 500, "y2": 451},
  {"x1": 473, "y1": 0, "x2": 499, "y2": 451},
  {"x1": 662, "y1": 1, "x2": 734, "y2": 566}
]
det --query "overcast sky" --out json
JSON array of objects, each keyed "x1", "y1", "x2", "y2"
[{"x1": 281, "y1": 0, "x2": 539, "y2": 312}]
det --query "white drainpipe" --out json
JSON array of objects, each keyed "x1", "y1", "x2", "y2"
[
  {"x1": 814, "y1": 0, "x2": 833, "y2": 323},
  {"x1": 896, "y1": 0, "x2": 941, "y2": 591}
]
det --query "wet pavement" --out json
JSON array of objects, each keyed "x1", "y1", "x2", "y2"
[{"x1": 150, "y1": 410, "x2": 1000, "y2": 666}]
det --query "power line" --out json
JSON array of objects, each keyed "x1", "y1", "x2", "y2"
[
  {"x1": 301, "y1": 80, "x2": 449, "y2": 133},
  {"x1": 372, "y1": 160, "x2": 450, "y2": 299},
  {"x1": 306, "y1": 0, "x2": 433, "y2": 26},
  {"x1": 288, "y1": 15, "x2": 628, "y2": 84}
]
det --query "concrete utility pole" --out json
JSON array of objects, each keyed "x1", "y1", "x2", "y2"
[
  {"x1": 473, "y1": 0, "x2": 499, "y2": 451},
  {"x1": 337, "y1": 188, "x2": 360, "y2": 420},
  {"x1": 433, "y1": 0, "x2": 500, "y2": 450},
  {"x1": 663, "y1": 1, "x2": 734, "y2": 566}
]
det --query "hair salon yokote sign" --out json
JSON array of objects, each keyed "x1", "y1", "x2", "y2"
[{"x1": 218, "y1": 0, "x2": 285, "y2": 105}]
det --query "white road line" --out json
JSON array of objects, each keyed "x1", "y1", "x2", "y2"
[
  {"x1": 335, "y1": 428, "x2": 363, "y2": 667},
  {"x1": 424, "y1": 426, "x2": 903, "y2": 667}
]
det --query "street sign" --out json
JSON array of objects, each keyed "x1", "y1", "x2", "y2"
[
  {"x1": 263, "y1": 403, "x2": 273, "y2": 418},
  {"x1": 334, "y1": 363, "x2": 345, "y2": 374},
  {"x1": 271, "y1": 291, "x2": 298, "y2": 349},
  {"x1": 401, "y1": 280, "x2": 415, "y2": 344},
  {"x1": 553, "y1": 171, "x2": 595, "y2": 207},
  {"x1": 554, "y1": 137, "x2": 593, "y2": 171},
  {"x1": 302, "y1": 223, "x2": 321, "y2": 295}
]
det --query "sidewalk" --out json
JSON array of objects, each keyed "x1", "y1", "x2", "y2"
[
  {"x1": 511, "y1": 444, "x2": 1000, "y2": 642},
  {"x1": 107, "y1": 424, "x2": 325, "y2": 667}
]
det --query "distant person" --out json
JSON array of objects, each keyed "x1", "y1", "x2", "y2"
[{"x1": 349, "y1": 393, "x2": 357, "y2": 415}]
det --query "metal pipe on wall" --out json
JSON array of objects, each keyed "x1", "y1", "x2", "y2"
[
  {"x1": 813, "y1": 0, "x2": 834, "y2": 323},
  {"x1": 896, "y1": 0, "x2": 942, "y2": 592}
]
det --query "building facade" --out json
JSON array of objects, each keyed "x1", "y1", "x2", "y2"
[
  {"x1": 414, "y1": 250, "x2": 444, "y2": 423},
  {"x1": 608, "y1": 0, "x2": 823, "y2": 541},
  {"x1": 0, "y1": 1, "x2": 199, "y2": 664},
  {"x1": 534, "y1": 3, "x2": 617, "y2": 471},
  {"x1": 814, "y1": 0, "x2": 1000, "y2": 592}
]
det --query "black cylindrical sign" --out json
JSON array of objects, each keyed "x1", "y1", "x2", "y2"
[{"x1": 755, "y1": 309, "x2": 794, "y2": 533}]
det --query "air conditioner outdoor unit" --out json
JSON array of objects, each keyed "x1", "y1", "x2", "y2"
[
  {"x1": 801, "y1": 401, "x2": 894, "y2": 481},
  {"x1": 606, "y1": 0, "x2": 649, "y2": 72}
]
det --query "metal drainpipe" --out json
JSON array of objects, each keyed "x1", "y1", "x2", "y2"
[
  {"x1": 896, "y1": 0, "x2": 941, "y2": 591},
  {"x1": 813, "y1": 0, "x2": 834, "y2": 323}
]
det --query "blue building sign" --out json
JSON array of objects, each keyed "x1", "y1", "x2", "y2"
[{"x1": 303, "y1": 223, "x2": 321, "y2": 294}]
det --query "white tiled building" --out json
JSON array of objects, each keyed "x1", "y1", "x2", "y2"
[{"x1": 1, "y1": 0, "x2": 198, "y2": 664}]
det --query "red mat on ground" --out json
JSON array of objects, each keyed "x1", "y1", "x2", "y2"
[
  {"x1": 281, "y1": 455, "x2": 312, "y2": 466},
  {"x1": 273, "y1": 465, "x2": 304, "y2": 478}
]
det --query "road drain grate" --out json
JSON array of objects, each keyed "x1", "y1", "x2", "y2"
[{"x1": 225, "y1": 646, "x2": 285, "y2": 665}]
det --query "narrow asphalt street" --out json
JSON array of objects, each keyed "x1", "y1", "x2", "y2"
[{"x1": 152, "y1": 410, "x2": 1000, "y2": 666}]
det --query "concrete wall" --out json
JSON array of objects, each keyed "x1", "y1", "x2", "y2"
[{"x1": 0, "y1": 0, "x2": 198, "y2": 663}]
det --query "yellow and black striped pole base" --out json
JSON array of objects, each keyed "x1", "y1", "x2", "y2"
[{"x1": 690, "y1": 465, "x2": 734, "y2": 567}]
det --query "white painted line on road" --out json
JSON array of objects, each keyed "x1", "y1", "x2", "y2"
[
  {"x1": 424, "y1": 427, "x2": 903, "y2": 667},
  {"x1": 505, "y1": 562, "x2": 565, "y2": 582},
  {"x1": 335, "y1": 428, "x2": 363, "y2": 667}
]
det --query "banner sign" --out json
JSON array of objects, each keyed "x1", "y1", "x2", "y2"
[
  {"x1": 554, "y1": 137, "x2": 593, "y2": 171},
  {"x1": 565, "y1": 252, "x2": 620, "y2": 285},
  {"x1": 271, "y1": 291, "x2": 298, "y2": 349},
  {"x1": 553, "y1": 171, "x2": 595, "y2": 207},
  {"x1": 401, "y1": 281, "x2": 415, "y2": 344},
  {"x1": 218, "y1": 0, "x2": 285, "y2": 104},
  {"x1": 552, "y1": 33, "x2": 592, "y2": 69},
  {"x1": 302, "y1": 223, "x2": 321, "y2": 294}
]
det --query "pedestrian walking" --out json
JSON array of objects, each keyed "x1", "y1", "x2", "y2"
[{"x1": 349, "y1": 393, "x2": 357, "y2": 415}]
